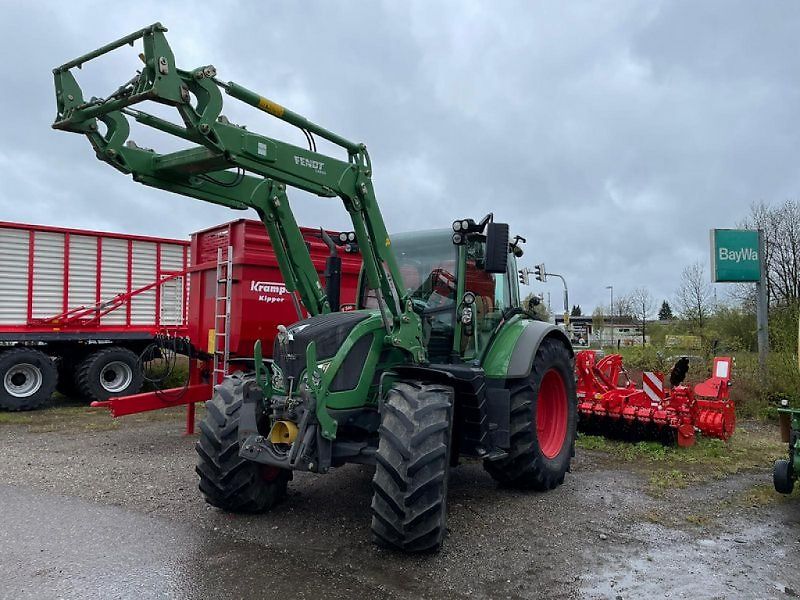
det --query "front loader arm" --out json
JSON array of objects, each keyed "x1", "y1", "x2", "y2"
[{"x1": 52, "y1": 23, "x2": 424, "y2": 360}]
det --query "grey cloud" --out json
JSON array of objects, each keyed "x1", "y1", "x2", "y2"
[{"x1": 1, "y1": 1, "x2": 797, "y2": 312}]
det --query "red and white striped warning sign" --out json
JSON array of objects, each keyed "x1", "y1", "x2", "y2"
[{"x1": 642, "y1": 372, "x2": 665, "y2": 404}]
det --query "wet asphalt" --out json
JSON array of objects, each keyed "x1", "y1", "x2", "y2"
[
  {"x1": 1, "y1": 415, "x2": 799, "y2": 599},
  {"x1": 0, "y1": 484, "x2": 388, "y2": 600}
]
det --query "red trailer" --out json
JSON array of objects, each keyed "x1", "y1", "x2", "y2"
[
  {"x1": 91, "y1": 219, "x2": 363, "y2": 431},
  {"x1": 188, "y1": 219, "x2": 362, "y2": 368},
  {"x1": 0, "y1": 221, "x2": 189, "y2": 410}
]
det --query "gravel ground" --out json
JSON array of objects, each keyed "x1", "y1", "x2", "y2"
[{"x1": 1, "y1": 409, "x2": 799, "y2": 599}]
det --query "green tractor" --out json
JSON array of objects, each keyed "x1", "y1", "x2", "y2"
[
  {"x1": 775, "y1": 403, "x2": 799, "y2": 495},
  {"x1": 52, "y1": 23, "x2": 577, "y2": 552}
]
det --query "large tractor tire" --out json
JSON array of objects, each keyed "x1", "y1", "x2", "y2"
[
  {"x1": 76, "y1": 346, "x2": 143, "y2": 402},
  {"x1": 371, "y1": 380, "x2": 454, "y2": 553},
  {"x1": 484, "y1": 337, "x2": 577, "y2": 490},
  {"x1": 0, "y1": 347, "x2": 57, "y2": 411},
  {"x1": 196, "y1": 373, "x2": 290, "y2": 512},
  {"x1": 774, "y1": 459, "x2": 795, "y2": 495}
]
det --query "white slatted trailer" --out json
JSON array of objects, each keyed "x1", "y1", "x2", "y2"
[{"x1": 0, "y1": 221, "x2": 189, "y2": 410}]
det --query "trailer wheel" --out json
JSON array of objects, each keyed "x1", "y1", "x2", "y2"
[
  {"x1": 76, "y1": 347, "x2": 143, "y2": 402},
  {"x1": 0, "y1": 347, "x2": 57, "y2": 411},
  {"x1": 484, "y1": 337, "x2": 577, "y2": 490},
  {"x1": 774, "y1": 459, "x2": 795, "y2": 494},
  {"x1": 196, "y1": 373, "x2": 290, "y2": 512},
  {"x1": 370, "y1": 380, "x2": 454, "y2": 553}
]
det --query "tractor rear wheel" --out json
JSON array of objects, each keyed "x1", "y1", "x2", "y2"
[
  {"x1": 484, "y1": 337, "x2": 577, "y2": 490},
  {"x1": 371, "y1": 380, "x2": 454, "y2": 552},
  {"x1": 0, "y1": 347, "x2": 57, "y2": 411},
  {"x1": 196, "y1": 373, "x2": 290, "y2": 512},
  {"x1": 773, "y1": 459, "x2": 795, "y2": 494}
]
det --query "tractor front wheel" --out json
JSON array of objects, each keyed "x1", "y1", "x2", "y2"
[
  {"x1": 371, "y1": 380, "x2": 454, "y2": 552},
  {"x1": 484, "y1": 337, "x2": 577, "y2": 490},
  {"x1": 196, "y1": 373, "x2": 290, "y2": 512},
  {"x1": 774, "y1": 459, "x2": 795, "y2": 495}
]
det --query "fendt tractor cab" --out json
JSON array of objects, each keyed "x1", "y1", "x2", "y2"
[{"x1": 52, "y1": 23, "x2": 577, "y2": 552}]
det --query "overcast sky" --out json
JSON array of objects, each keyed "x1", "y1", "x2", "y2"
[{"x1": 1, "y1": 2, "x2": 798, "y2": 313}]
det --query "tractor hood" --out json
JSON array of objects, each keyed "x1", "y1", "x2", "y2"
[{"x1": 272, "y1": 310, "x2": 371, "y2": 384}]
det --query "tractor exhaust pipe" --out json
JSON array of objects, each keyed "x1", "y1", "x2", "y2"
[{"x1": 320, "y1": 229, "x2": 341, "y2": 312}]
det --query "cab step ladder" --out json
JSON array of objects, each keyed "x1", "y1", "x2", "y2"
[{"x1": 212, "y1": 246, "x2": 233, "y2": 385}]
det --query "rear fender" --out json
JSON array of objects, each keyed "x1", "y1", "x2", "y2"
[{"x1": 483, "y1": 318, "x2": 573, "y2": 380}]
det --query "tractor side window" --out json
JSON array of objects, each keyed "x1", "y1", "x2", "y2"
[
  {"x1": 465, "y1": 239, "x2": 508, "y2": 350},
  {"x1": 493, "y1": 272, "x2": 512, "y2": 314},
  {"x1": 508, "y1": 254, "x2": 520, "y2": 307}
]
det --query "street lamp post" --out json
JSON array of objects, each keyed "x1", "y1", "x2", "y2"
[{"x1": 606, "y1": 285, "x2": 613, "y2": 349}]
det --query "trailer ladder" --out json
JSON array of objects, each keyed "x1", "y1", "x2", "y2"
[{"x1": 212, "y1": 246, "x2": 233, "y2": 385}]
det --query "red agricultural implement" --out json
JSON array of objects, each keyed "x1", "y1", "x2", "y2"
[
  {"x1": 575, "y1": 350, "x2": 736, "y2": 447},
  {"x1": 90, "y1": 219, "x2": 362, "y2": 432}
]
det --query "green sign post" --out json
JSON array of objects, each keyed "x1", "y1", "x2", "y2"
[
  {"x1": 710, "y1": 229, "x2": 760, "y2": 282},
  {"x1": 710, "y1": 228, "x2": 768, "y2": 380}
]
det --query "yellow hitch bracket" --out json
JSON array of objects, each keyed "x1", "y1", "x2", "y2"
[{"x1": 269, "y1": 420, "x2": 299, "y2": 445}]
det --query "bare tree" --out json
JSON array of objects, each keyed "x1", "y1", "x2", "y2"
[
  {"x1": 612, "y1": 294, "x2": 633, "y2": 321},
  {"x1": 675, "y1": 262, "x2": 714, "y2": 329},
  {"x1": 630, "y1": 287, "x2": 655, "y2": 345},
  {"x1": 737, "y1": 200, "x2": 800, "y2": 308}
]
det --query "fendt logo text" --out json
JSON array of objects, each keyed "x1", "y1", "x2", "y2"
[
  {"x1": 718, "y1": 248, "x2": 758, "y2": 263},
  {"x1": 294, "y1": 155, "x2": 326, "y2": 175},
  {"x1": 250, "y1": 280, "x2": 288, "y2": 304}
]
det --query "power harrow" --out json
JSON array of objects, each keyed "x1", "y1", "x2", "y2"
[{"x1": 576, "y1": 351, "x2": 736, "y2": 447}]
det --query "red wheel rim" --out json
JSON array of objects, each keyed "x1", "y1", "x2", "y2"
[
  {"x1": 536, "y1": 369, "x2": 568, "y2": 459},
  {"x1": 259, "y1": 465, "x2": 281, "y2": 482}
]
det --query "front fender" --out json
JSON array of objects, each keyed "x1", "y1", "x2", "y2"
[{"x1": 483, "y1": 317, "x2": 573, "y2": 379}]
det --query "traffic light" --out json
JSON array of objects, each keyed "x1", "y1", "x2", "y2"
[
  {"x1": 518, "y1": 269, "x2": 530, "y2": 286},
  {"x1": 534, "y1": 263, "x2": 546, "y2": 282}
]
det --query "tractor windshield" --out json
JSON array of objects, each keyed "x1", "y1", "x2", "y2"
[
  {"x1": 361, "y1": 229, "x2": 457, "y2": 361},
  {"x1": 362, "y1": 230, "x2": 457, "y2": 309},
  {"x1": 391, "y1": 230, "x2": 458, "y2": 307}
]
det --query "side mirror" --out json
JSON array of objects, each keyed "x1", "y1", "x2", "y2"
[
  {"x1": 525, "y1": 295, "x2": 540, "y2": 313},
  {"x1": 484, "y1": 222, "x2": 509, "y2": 273}
]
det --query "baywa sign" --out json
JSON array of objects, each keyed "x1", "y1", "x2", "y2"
[{"x1": 710, "y1": 229, "x2": 760, "y2": 283}]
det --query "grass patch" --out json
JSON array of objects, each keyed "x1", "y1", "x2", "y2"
[
  {"x1": 648, "y1": 468, "x2": 695, "y2": 493},
  {"x1": 0, "y1": 400, "x2": 195, "y2": 433},
  {"x1": 731, "y1": 483, "x2": 787, "y2": 508},
  {"x1": 577, "y1": 421, "x2": 786, "y2": 493},
  {"x1": 684, "y1": 513, "x2": 713, "y2": 526}
]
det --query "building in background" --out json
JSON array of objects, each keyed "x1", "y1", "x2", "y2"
[{"x1": 554, "y1": 315, "x2": 648, "y2": 348}]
